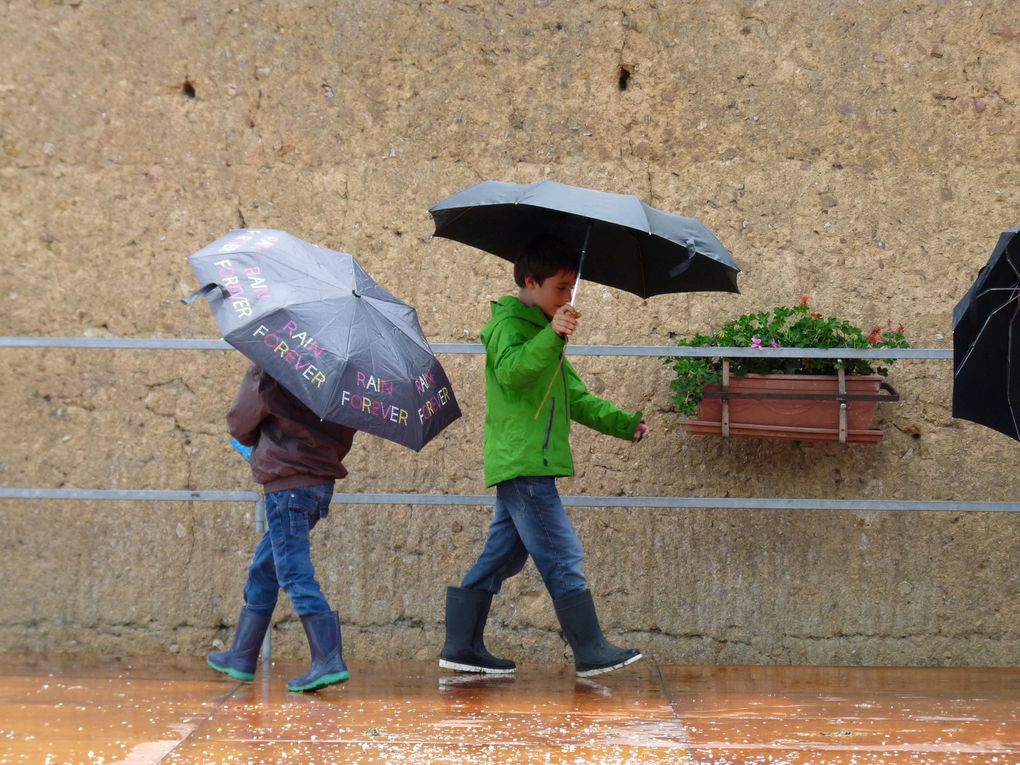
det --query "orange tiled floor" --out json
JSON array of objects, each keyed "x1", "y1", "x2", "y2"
[{"x1": 0, "y1": 654, "x2": 1018, "y2": 764}]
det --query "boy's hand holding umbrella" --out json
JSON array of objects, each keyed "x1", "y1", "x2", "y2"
[{"x1": 552, "y1": 304, "x2": 580, "y2": 337}]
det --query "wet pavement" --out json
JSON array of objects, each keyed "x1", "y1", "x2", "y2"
[{"x1": 0, "y1": 654, "x2": 1018, "y2": 764}]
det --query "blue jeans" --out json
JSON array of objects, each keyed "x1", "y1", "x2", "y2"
[
  {"x1": 242, "y1": 484, "x2": 333, "y2": 618},
  {"x1": 460, "y1": 476, "x2": 587, "y2": 601}
]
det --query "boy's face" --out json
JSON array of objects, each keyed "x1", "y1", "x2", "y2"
[{"x1": 521, "y1": 269, "x2": 577, "y2": 319}]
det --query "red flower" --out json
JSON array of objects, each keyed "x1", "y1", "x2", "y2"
[{"x1": 801, "y1": 296, "x2": 810, "y2": 304}]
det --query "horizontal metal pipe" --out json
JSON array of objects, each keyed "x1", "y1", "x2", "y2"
[
  {"x1": 0, "y1": 337, "x2": 231, "y2": 350},
  {"x1": 0, "y1": 487, "x2": 1015, "y2": 513},
  {"x1": 0, "y1": 337, "x2": 953, "y2": 360},
  {"x1": 0, "y1": 488, "x2": 260, "y2": 502}
]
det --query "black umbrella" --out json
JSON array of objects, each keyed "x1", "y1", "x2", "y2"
[
  {"x1": 182, "y1": 229, "x2": 461, "y2": 451},
  {"x1": 952, "y1": 225, "x2": 1020, "y2": 442},
  {"x1": 428, "y1": 179, "x2": 740, "y2": 301}
]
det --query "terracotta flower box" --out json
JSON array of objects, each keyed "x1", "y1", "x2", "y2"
[{"x1": 681, "y1": 373, "x2": 898, "y2": 443}]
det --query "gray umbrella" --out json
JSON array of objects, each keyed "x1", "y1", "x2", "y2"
[
  {"x1": 428, "y1": 179, "x2": 739, "y2": 300},
  {"x1": 182, "y1": 229, "x2": 461, "y2": 451}
]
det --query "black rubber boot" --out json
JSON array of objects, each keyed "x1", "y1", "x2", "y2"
[
  {"x1": 439, "y1": 586, "x2": 516, "y2": 674},
  {"x1": 553, "y1": 589, "x2": 642, "y2": 677},
  {"x1": 287, "y1": 611, "x2": 350, "y2": 692},
  {"x1": 207, "y1": 607, "x2": 271, "y2": 682}
]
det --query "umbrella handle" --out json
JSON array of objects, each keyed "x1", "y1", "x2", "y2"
[{"x1": 181, "y1": 282, "x2": 229, "y2": 305}]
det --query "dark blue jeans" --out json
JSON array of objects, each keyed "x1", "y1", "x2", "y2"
[
  {"x1": 242, "y1": 484, "x2": 333, "y2": 618},
  {"x1": 460, "y1": 476, "x2": 587, "y2": 601}
]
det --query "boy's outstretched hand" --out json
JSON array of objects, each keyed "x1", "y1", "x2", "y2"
[
  {"x1": 632, "y1": 420, "x2": 650, "y2": 444},
  {"x1": 552, "y1": 305, "x2": 580, "y2": 337}
]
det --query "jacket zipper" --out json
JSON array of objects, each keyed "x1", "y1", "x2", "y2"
[
  {"x1": 541, "y1": 363, "x2": 569, "y2": 466},
  {"x1": 542, "y1": 397, "x2": 555, "y2": 466}
]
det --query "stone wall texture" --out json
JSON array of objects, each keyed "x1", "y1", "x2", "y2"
[{"x1": 1, "y1": 0, "x2": 1018, "y2": 666}]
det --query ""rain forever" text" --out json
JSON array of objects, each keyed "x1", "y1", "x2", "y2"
[
  {"x1": 418, "y1": 386, "x2": 451, "y2": 424},
  {"x1": 215, "y1": 259, "x2": 270, "y2": 320},
  {"x1": 252, "y1": 325, "x2": 327, "y2": 388},
  {"x1": 340, "y1": 390, "x2": 409, "y2": 426}
]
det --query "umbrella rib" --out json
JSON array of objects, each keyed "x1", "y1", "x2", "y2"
[
  {"x1": 973, "y1": 287, "x2": 1020, "y2": 298},
  {"x1": 361, "y1": 296, "x2": 431, "y2": 347},
  {"x1": 957, "y1": 290, "x2": 1020, "y2": 372}
]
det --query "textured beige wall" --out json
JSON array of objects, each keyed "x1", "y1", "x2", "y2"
[{"x1": 1, "y1": 1, "x2": 1018, "y2": 666}]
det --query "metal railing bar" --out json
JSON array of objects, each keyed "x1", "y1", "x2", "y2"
[
  {"x1": 0, "y1": 487, "x2": 1016, "y2": 513},
  {"x1": 0, "y1": 337, "x2": 953, "y2": 360},
  {"x1": 0, "y1": 337, "x2": 231, "y2": 350},
  {"x1": 575, "y1": 346, "x2": 953, "y2": 360},
  {"x1": 0, "y1": 488, "x2": 260, "y2": 501}
]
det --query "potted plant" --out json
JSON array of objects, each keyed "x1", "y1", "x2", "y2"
[{"x1": 667, "y1": 298, "x2": 909, "y2": 442}]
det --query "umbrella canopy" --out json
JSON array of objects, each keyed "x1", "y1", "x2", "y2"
[
  {"x1": 183, "y1": 229, "x2": 461, "y2": 451},
  {"x1": 952, "y1": 225, "x2": 1020, "y2": 442},
  {"x1": 428, "y1": 179, "x2": 739, "y2": 298}
]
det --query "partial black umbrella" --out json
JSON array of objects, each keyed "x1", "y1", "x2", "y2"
[
  {"x1": 182, "y1": 229, "x2": 461, "y2": 451},
  {"x1": 428, "y1": 179, "x2": 740, "y2": 302},
  {"x1": 952, "y1": 225, "x2": 1020, "y2": 442}
]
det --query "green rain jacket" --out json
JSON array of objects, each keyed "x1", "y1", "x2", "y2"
[{"x1": 481, "y1": 296, "x2": 643, "y2": 488}]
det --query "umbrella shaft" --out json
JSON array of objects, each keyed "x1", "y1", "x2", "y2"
[{"x1": 570, "y1": 219, "x2": 593, "y2": 307}]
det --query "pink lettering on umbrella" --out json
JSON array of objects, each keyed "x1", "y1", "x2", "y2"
[{"x1": 356, "y1": 371, "x2": 394, "y2": 396}]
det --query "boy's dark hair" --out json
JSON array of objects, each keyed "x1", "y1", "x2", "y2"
[{"x1": 513, "y1": 234, "x2": 579, "y2": 288}]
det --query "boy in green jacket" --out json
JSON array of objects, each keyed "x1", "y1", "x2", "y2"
[{"x1": 440, "y1": 235, "x2": 650, "y2": 677}]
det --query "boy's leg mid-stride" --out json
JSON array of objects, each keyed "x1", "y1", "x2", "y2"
[
  {"x1": 208, "y1": 484, "x2": 350, "y2": 692},
  {"x1": 439, "y1": 493, "x2": 525, "y2": 673},
  {"x1": 442, "y1": 476, "x2": 642, "y2": 677}
]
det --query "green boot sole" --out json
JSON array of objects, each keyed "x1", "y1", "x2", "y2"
[
  {"x1": 287, "y1": 670, "x2": 350, "y2": 693},
  {"x1": 206, "y1": 657, "x2": 255, "y2": 682}
]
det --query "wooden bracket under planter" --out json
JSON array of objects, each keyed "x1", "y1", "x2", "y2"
[{"x1": 682, "y1": 361, "x2": 900, "y2": 443}]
